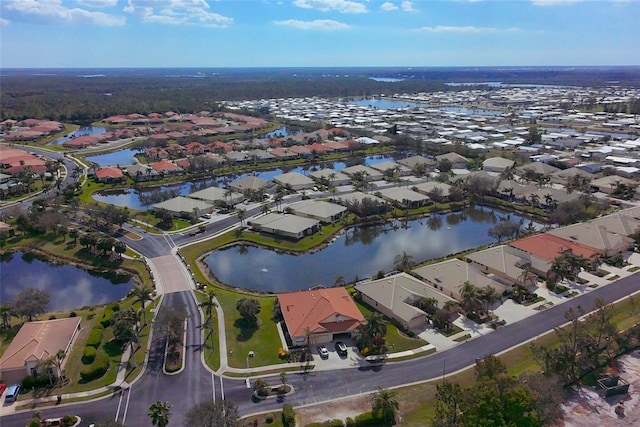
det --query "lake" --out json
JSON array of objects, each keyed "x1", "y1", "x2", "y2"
[
  {"x1": 0, "y1": 252, "x2": 134, "y2": 312},
  {"x1": 47, "y1": 126, "x2": 107, "y2": 146},
  {"x1": 86, "y1": 148, "x2": 142, "y2": 168},
  {"x1": 203, "y1": 207, "x2": 540, "y2": 293},
  {"x1": 92, "y1": 154, "x2": 397, "y2": 210}
]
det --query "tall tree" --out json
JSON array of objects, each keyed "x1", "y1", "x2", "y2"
[
  {"x1": 393, "y1": 251, "x2": 415, "y2": 272},
  {"x1": 183, "y1": 400, "x2": 239, "y2": 427},
  {"x1": 149, "y1": 401, "x2": 172, "y2": 427},
  {"x1": 13, "y1": 288, "x2": 50, "y2": 321},
  {"x1": 371, "y1": 386, "x2": 400, "y2": 426},
  {"x1": 132, "y1": 285, "x2": 153, "y2": 326},
  {"x1": 236, "y1": 298, "x2": 261, "y2": 326}
]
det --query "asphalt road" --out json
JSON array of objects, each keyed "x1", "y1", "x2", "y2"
[{"x1": 4, "y1": 272, "x2": 640, "y2": 427}]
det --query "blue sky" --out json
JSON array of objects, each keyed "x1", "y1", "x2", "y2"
[{"x1": 1, "y1": 0, "x2": 639, "y2": 68}]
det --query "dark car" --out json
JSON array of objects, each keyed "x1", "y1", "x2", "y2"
[
  {"x1": 335, "y1": 341, "x2": 348, "y2": 356},
  {"x1": 317, "y1": 345, "x2": 329, "y2": 359}
]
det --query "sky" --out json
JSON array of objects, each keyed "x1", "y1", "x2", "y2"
[{"x1": 1, "y1": 0, "x2": 639, "y2": 68}]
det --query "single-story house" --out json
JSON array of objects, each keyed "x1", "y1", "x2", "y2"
[
  {"x1": 228, "y1": 175, "x2": 272, "y2": 194},
  {"x1": 508, "y1": 233, "x2": 601, "y2": 277},
  {"x1": 412, "y1": 258, "x2": 508, "y2": 301},
  {"x1": 248, "y1": 213, "x2": 320, "y2": 240},
  {"x1": 482, "y1": 157, "x2": 515, "y2": 173},
  {"x1": 151, "y1": 160, "x2": 183, "y2": 175},
  {"x1": 368, "y1": 161, "x2": 412, "y2": 177},
  {"x1": 277, "y1": 288, "x2": 365, "y2": 345},
  {"x1": 376, "y1": 187, "x2": 431, "y2": 209},
  {"x1": 0, "y1": 317, "x2": 81, "y2": 385},
  {"x1": 95, "y1": 167, "x2": 124, "y2": 183},
  {"x1": 590, "y1": 213, "x2": 640, "y2": 237},
  {"x1": 550, "y1": 167, "x2": 594, "y2": 186},
  {"x1": 273, "y1": 172, "x2": 315, "y2": 191},
  {"x1": 412, "y1": 182, "x2": 453, "y2": 201},
  {"x1": 189, "y1": 186, "x2": 244, "y2": 206},
  {"x1": 285, "y1": 200, "x2": 347, "y2": 224},
  {"x1": 397, "y1": 155, "x2": 437, "y2": 172},
  {"x1": 466, "y1": 245, "x2": 538, "y2": 288},
  {"x1": 336, "y1": 191, "x2": 387, "y2": 206},
  {"x1": 590, "y1": 175, "x2": 637, "y2": 195},
  {"x1": 516, "y1": 162, "x2": 560, "y2": 177},
  {"x1": 435, "y1": 152, "x2": 469, "y2": 170},
  {"x1": 152, "y1": 196, "x2": 214, "y2": 217},
  {"x1": 309, "y1": 169, "x2": 351, "y2": 186},
  {"x1": 547, "y1": 223, "x2": 634, "y2": 256},
  {"x1": 123, "y1": 164, "x2": 160, "y2": 181},
  {"x1": 355, "y1": 273, "x2": 457, "y2": 330},
  {"x1": 341, "y1": 165, "x2": 383, "y2": 181}
]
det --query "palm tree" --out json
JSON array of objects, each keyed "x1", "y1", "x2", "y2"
[
  {"x1": 252, "y1": 378, "x2": 269, "y2": 396},
  {"x1": 149, "y1": 401, "x2": 172, "y2": 427},
  {"x1": 393, "y1": 251, "x2": 415, "y2": 272},
  {"x1": 334, "y1": 275, "x2": 346, "y2": 287},
  {"x1": 132, "y1": 285, "x2": 153, "y2": 326},
  {"x1": 236, "y1": 209, "x2": 246, "y2": 226},
  {"x1": 480, "y1": 285, "x2": 499, "y2": 313},
  {"x1": 364, "y1": 312, "x2": 388, "y2": 342},
  {"x1": 459, "y1": 282, "x2": 482, "y2": 315},
  {"x1": 517, "y1": 266, "x2": 537, "y2": 287},
  {"x1": 200, "y1": 289, "x2": 218, "y2": 349},
  {"x1": 371, "y1": 386, "x2": 399, "y2": 426},
  {"x1": 0, "y1": 304, "x2": 13, "y2": 330}
]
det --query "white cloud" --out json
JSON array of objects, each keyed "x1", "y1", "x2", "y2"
[
  {"x1": 4, "y1": 0, "x2": 125, "y2": 26},
  {"x1": 0, "y1": 17, "x2": 9, "y2": 26},
  {"x1": 293, "y1": 0, "x2": 368, "y2": 14},
  {"x1": 531, "y1": 0, "x2": 583, "y2": 6},
  {"x1": 380, "y1": 2, "x2": 398, "y2": 11},
  {"x1": 124, "y1": 0, "x2": 233, "y2": 27},
  {"x1": 400, "y1": 1, "x2": 416, "y2": 12},
  {"x1": 75, "y1": 0, "x2": 118, "y2": 7},
  {"x1": 417, "y1": 25, "x2": 519, "y2": 33},
  {"x1": 274, "y1": 18, "x2": 350, "y2": 30}
]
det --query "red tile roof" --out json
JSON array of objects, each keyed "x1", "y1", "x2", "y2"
[
  {"x1": 509, "y1": 233, "x2": 600, "y2": 261},
  {"x1": 96, "y1": 167, "x2": 123, "y2": 179},
  {"x1": 277, "y1": 288, "x2": 364, "y2": 338}
]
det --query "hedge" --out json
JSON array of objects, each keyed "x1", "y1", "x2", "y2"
[
  {"x1": 282, "y1": 403, "x2": 296, "y2": 427},
  {"x1": 100, "y1": 307, "x2": 114, "y2": 328},
  {"x1": 82, "y1": 346, "x2": 96, "y2": 364},
  {"x1": 353, "y1": 412, "x2": 388, "y2": 426},
  {"x1": 86, "y1": 325, "x2": 104, "y2": 348},
  {"x1": 80, "y1": 352, "x2": 110, "y2": 381}
]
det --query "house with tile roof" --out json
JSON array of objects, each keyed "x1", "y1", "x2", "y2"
[
  {"x1": 412, "y1": 259, "x2": 508, "y2": 301},
  {"x1": 0, "y1": 317, "x2": 81, "y2": 384},
  {"x1": 95, "y1": 167, "x2": 124, "y2": 183},
  {"x1": 277, "y1": 287, "x2": 365, "y2": 346},
  {"x1": 547, "y1": 222, "x2": 634, "y2": 256},
  {"x1": 508, "y1": 233, "x2": 601, "y2": 277},
  {"x1": 355, "y1": 273, "x2": 457, "y2": 330}
]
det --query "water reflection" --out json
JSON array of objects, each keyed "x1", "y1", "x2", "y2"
[
  {"x1": 1, "y1": 252, "x2": 134, "y2": 311},
  {"x1": 204, "y1": 207, "x2": 541, "y2": 293}
]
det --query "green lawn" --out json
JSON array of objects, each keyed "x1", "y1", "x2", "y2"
[
  {"x1": 354, "y1": 299, "x2": 427, "y2": 352},
  {"x1": 214, "y1": 289, "x2": 283, "y2": 369}
]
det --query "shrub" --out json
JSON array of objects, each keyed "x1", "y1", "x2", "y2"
[
  {"x1": 100, "y1": 307, "x2": 114, "y2": 328},
  {"x1": 82, "y1": 346, "x2": 96, "y2": 364},
  {"x1": 345, "y1": 418, "x2": 355, "y2": 427},
  {"x1": 265, "y1": 414, "x2": 274, "y2": 424},
  {"x1": 49, "y1": 315, "x2": 57, "y2": 320},
  {"x1": 353, "y1": 412, "x2": 385, "y2": 426},
  {"x1": 61, "y1": 415, "x2": 78, "y2": 427},
  {"x1": 22, "y1": 375, "x2": 35, "y2": 390},
  {"x1": 110, "y1": 303, "x2": 120, "y2": 312},
  {"x1": 69, "y1": 312, "x2": 77, "y2": 318},
  {"x1": 86, "y1": 325, "x2": 104, "y2": 348},
  {"x1": 282, "y1": 403, "x2": 296, "y2": 427},
  {"x1": 80, "y1": 352, "x2": 110, "y2": 381}
]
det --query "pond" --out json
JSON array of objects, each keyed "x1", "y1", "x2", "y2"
[
  {"x1": 0, "y1": 252, "x2": 134, "y2": 312},
  {"x1": 47, "y1": 126, "x2": 108, "y2": 146},
  {"x1": 86, "y1": 148, "x2": 142, "y2": 168},
  {"x1": 92, "y1": 154, "x2": 397, "y2": 210},
  {"x1": 263, "y1": 126, "x2": 304, "y2": 138},
  {"x1": 203, "y1": 207, "x2": 541, "y2": 293},
  {"x1": 348, "y1": 98, "x2": 428, "y2": 109}
]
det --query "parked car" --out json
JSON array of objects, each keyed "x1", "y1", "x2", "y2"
[
  {"x1": 317, "y1": 345, "x2": 329, "y2": 359},
  {"x1": 0, "y1": 383, "x2": 6, "y2": 397},
  {"x1": 335, "y1": 341, "x2": 348, "y2": 356},
  {"x1": 4, "y1": 384, "x2": 20, "y2": 403}
]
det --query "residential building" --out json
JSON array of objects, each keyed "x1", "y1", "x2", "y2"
[{"x1": 277, "y1": 288, "x2": 365, "y2": 345}]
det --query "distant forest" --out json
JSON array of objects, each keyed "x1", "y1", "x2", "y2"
[{"x1": 1, "y1": 66, "x2": 639, "y2": 123}]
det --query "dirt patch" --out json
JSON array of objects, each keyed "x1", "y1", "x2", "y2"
[
  {"x1": 559, "y1": 351, "x2": 640, "y2": 426},
  {"x1": 296, "y1": 394, "x2": 371, "y2": 426}
]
